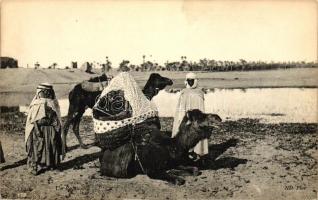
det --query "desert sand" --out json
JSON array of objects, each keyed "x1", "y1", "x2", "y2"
[{"x1": 0, "y1": 112, "x2": 317, "y2": 200}]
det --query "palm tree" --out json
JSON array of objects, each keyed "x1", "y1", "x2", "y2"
[
  {"x1": 208, "y1": 59, "x2": 216, "y2": 71},
  {"x1": 142, "y1": 55, "x2": 146, "y2": 64},
  {"x1": 199, "y1": 59, "x2": 208, "y2": 71},
  {"x1": 52, "y1": 62, "x2": 57, "y2": 69},
  {"x1": 239, "y1": 59, "x2": 247, "y2": 71},
  {"x1": 103, "y1": 57, "x2": 112, "y2": 73},
  {"x1": 118, "y1": 60, "x2": 130, "y2": 72},
  {"x1": 129, "y1": 64, "x2": 136, "y2": 71}
]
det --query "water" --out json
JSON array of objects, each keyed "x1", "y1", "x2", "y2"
[
  {"x1": 19, "y1": 99, "x2": 92, "y2": 117},
  {"x1": 152, "y1": 88, "x2": 317, "y2": 123},
  {"x1": 2, "y1": 88, "x2": 317, "y2": 123}
]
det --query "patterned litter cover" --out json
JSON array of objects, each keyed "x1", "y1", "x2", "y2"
[{"x1": 93, "y1": 72, "x2": 158, "y2": 134}]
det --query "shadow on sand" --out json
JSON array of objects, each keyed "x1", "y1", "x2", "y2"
[
  {"x1": 197, "y1": 138, "x2": 248, "y2": 170},
  {"x1": 0, "y1": 158, "x2": 27, "y2": 171},
  {"x1": 66, "y1": 142, "x2": 97, "y2": 152},
  {"x1": 0, "y1": 139, "x2": 246, "y2": 173},
  {"x1": 59, "y1": 151, "x2": 101, "y2": 171},
  {"x1": 0, "y1": 143, "x2": 99, "y2": 172},
  {"x1": 0, "y1": 152, "x2": 100, "y2": 172}
]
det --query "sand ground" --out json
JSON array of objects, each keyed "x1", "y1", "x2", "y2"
[
  {"x1": 0, "y1": 113, "x2": 317, "y2": 200},
  {"x1": 0, "y1": 68, "x2": 317, "y2": 199}
]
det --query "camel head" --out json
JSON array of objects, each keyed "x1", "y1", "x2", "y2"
[
  {"x1": 176, "y1": 109, "x2": 222, "y2": 151},
  {"x1": 143, "y1": 73, "x2": 173, "y2": 99}
]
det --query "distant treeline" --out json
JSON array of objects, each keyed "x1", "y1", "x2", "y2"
[
  {"x1": 13, "y1": 58, "x2": 318, "y2": 72},
  {"x1": 117, "y1": 59, "x2": 318, "y2": 72}
]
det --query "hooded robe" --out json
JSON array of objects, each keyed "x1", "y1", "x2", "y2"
[
  {"x1": 172, "y1": 78, "x2": 208, "y2": 156},
  {"x1": 25, "y1": 84, "x2": 65, "y2": 171}
]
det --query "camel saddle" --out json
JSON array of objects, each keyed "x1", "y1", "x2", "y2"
[
  {"x1": 95, "y1": 117, "x2": 159, "y2": 150},
  {"x1": 93, "y1": 73, "x2": 159, "y2": 150},
  {"x1": 81, "y1": 80, "x2": 108, "y2": 92}
]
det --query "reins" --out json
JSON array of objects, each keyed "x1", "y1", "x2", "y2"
[
  {"x1": 93, "y1": 75, "x2": 111, "y2": 115},
  {"x1": 130, "y1": 124, "x2": 147, "y2": 175},
  {"x1": 93, "y1": 106, "x2": 110, "y2": 116},
  {"x1": 98, "y1": 76, "x2": 105, "y2": 90}
]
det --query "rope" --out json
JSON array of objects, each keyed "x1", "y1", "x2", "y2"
[
  {"x1": 130, "y1": 125, "x2": 147, "y2": 174},
  {"x1": 93, "y1": 105, "x2": 110, "y2": 116}
]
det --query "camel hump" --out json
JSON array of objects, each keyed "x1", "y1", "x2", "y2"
[{"x1": 80, "y1": 80, "x2": 108, "y2": 92}]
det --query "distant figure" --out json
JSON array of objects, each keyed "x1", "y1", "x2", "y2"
[
  {"x1": 25, "y1": 83, "x2": 66, "y2": 175},
  {"x1": 34, "y1": 62, "x2": 40, "y2": 69},
  {"x1": 172, "y1": 72, "x2": 208, "y2": 161},
  {"x1": 71, "y1": 61, "x2": 77, "y2": 69}
]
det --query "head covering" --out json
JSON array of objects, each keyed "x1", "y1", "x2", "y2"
[
  {"x1": 37, "y1": 83, "x2": 53, "y2": 90},
  {"x1": 25, "y1": 83, "x2": 61, "y2": 143},
  {"x1": 185, "y1": 72, "x2": 198, "y2": 89},
  {"x1": 93, "y1": 72, "x2": 158, "y2": 133},
  {"x1": 186, "y1": 72, "x2": 197, "y2": 80}
]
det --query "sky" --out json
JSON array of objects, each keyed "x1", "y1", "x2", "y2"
[{"x1": 1, "y1": 0, "x2": 317, "y2": 68}]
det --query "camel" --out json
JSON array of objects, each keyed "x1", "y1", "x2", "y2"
[
  {"x1": 63, "y1": 73, "x2": 173, "y2": 149},
  {"x1": 98, "y1": 109, "x2": 222, "y2": 185}
]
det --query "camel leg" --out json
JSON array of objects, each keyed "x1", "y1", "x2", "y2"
[
  {"x1": 147, "y1": 171, "x2": 185, "y2": 185},
  {"x1": 175, "y1": 165, "x2": 200, "y2": 176},
  {"x1": 66, "y1": 85, "x2": 89, "y2": 150},
  {"x1": 168, "y1": 169, "x2": 192, "y2": 176},
  {"x1": 63, "y1": 107, "x2": 84, "y2": 151},
  {"x1": 72, "y1": 113, "x2": 88, "y2": 149},
  {"x1": 62, "y1": 114, "x2": 73, "y2": 151}
]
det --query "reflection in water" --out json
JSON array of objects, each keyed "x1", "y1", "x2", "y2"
[
  {"x1": 2, "y1": 88, "x2": 317, "y2": 124},
  {"x1": 0, "y1": 106, "x2": 19, "y2": 113}
]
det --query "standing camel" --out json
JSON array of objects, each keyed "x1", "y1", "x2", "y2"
[{"x1": 63, "y1": 73, "x2": 173, "y2": 149}]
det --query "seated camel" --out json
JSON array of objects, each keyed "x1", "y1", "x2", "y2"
[
  {"x1": 63, "y1": 73, "x2": 173, "y2": 149},
  {"x1": 98, "y1": 109, "x2": 222, "y2": 185}
]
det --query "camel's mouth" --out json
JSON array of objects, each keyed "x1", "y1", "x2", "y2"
[
  {"x1": 205, "y1": 114, "x2": 222, "y2": 130},
  {"x1": 166, "y1": 78, "x2": 173, "y2": 86},
  {"x1": 210, "y1": 124, "x2": 220, "y2": 129},
  {"x1": 200, "y1": 122, "x2": 221, "y2": 134}
]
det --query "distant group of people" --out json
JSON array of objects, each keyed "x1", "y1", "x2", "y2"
[{"x1": 23, "y1": 72, "x2": 207, "y2": 175}]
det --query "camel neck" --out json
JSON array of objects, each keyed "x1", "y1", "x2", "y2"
[
  {"x1": 174, "y1": 125, "x2": 201, "y2": 152},
  {"x1": 142, "y1": 85, "x2": 156, "y2": 100},
  {"x1": 167, "y1": 138, "x2": 188, "y2": 162}
]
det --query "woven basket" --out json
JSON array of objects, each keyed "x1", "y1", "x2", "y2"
[{"x1": 95, "y1": 117, "x2": 158, "y2": 150}]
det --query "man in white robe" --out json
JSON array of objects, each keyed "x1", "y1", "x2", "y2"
[{"x1": 172, "y1": 73, "x2": 208, "y2": 160}]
